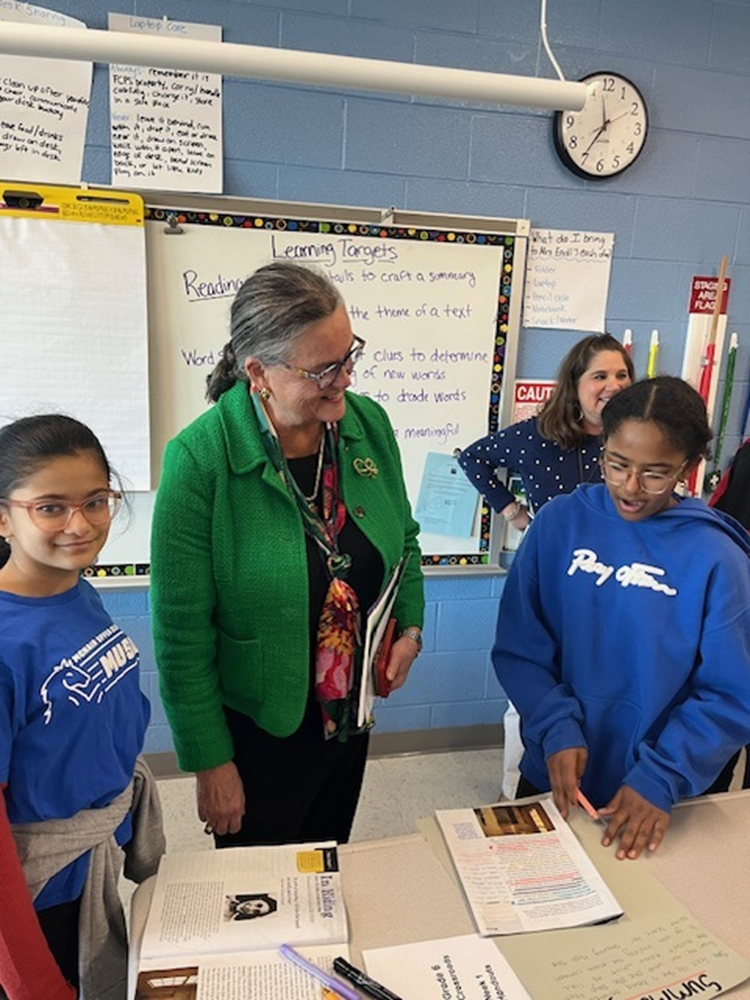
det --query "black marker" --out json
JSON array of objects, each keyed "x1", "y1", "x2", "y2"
[{"x1": 333, "y1": 957, "x2": 403, "y2": 1000}]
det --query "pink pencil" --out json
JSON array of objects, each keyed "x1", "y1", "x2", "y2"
[{"x1": 576, "y1": 787, "x2": 600, "y2": 820}]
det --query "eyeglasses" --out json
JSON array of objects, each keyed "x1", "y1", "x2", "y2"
[
  {"x1": 281, "y1": 336, "x2": 366, "y2": 390},
  {"x1": 1, "y1": 490, "x2": 122, "y2": 531},
  {"x1": 599, "y1": 451, "x2": 686, "y2": 496}
]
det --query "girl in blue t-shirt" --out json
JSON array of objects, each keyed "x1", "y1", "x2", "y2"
[
  {"x1": 494, "y1": 377, "x2": 750, "y2": 861},
  {"x1": 0, "y1": 415, "x2": 158, "y2": 1000}
]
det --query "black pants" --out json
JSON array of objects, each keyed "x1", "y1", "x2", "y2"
[
  {"x1": 703, "y1": 748, "x2": 750, "y2": 794},
  {"x1": 215, "y1": 704, "x2": 369, "y2": 848},
  {"x1": 515, "y1": 774, "x2": 542, "y2": 799},
  {"x1": 37, "y1": 896, "x2": 81, "y2": 992}
]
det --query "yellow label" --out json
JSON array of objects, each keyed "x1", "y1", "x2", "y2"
[
  {"x1": 0, "y1": 181, "x2": 143, "y2": 226},
  {"x1": 295, "y1": 848, "x2": 326, "y2": 873}
]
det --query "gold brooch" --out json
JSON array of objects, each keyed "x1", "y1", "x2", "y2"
[{"x1": 353, "y1": 457, "x2": 379, "y2": 478}]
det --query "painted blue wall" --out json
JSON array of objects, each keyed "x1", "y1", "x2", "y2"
[{"x1": 61, "y1": 0, "x2": 750, "y2": 752}]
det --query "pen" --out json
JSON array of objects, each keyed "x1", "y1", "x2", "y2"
[
  {"x1": 278, "y1": 944, "x2": 360, "y2": 1000},
  {"x1": 333, "y1": 956, "x2": 404, "y2": 1000}
]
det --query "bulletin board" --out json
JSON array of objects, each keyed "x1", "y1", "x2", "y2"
[{"x1": 84, "y1": 194, "x2": 528, "y2": 578}]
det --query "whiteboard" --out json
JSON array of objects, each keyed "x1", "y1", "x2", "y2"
[
  {"x1": 0, "y1": 192, "x2": 150, "y2": 490},
  {"x1": 97, "y1": 196, "x2": 528, "y2": 578}
]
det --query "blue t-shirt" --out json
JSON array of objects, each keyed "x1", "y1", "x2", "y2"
[{"x1": 0, "y1": 579, "x2": 150, "y2": 908}]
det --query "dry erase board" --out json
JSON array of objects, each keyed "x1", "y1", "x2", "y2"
[
  {"x1": 97, "y1": 195, "x2": 528, "y2": 578},
  {"x1": 0, "y1": 183, "x2": 150, "y2": 493}
]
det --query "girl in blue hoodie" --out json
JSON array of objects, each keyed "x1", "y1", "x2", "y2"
[{"x1": 493, "y1": 376, "x2": 750, "y2": 861}]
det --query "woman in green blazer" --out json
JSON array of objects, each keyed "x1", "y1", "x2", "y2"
[{"x1": 151, "y1": 261, "x2": 424, "y2": 847}]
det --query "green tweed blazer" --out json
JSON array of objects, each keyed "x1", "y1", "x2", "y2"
[{"x1": 150, "y1": 382, "x2": 424, "y2": 772}]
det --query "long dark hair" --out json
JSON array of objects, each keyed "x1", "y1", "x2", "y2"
[
  {"x1": 601, "y1": 376, "x2": 712, "y2": 461},
  {"x1": 537, "y1": 334, "x2": 635, "y2": 450},
  {"x1": 0, "y1": 414, "x2": 113, "y2": 568},
  {"x1": 205, "y1": 262, "x2": 343, "y2": 403}
]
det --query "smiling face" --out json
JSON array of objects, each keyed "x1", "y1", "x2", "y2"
[
  {"x1": 576, "y1": 350, "x2": 632, "y2": 434},
  {"x1": 601, "y1": 419, "x2": 696, "y2": 522},
  {"x1": 0, "y1": 450, "x2": 112, "y2": 595},
  {"x1": 246, "y1": 305, "x2": 355, "y2": 451}
]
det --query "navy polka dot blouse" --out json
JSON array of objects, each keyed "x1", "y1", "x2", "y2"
[{"x1": 458, "y1": 417, "x2": 600, "y2": 514}]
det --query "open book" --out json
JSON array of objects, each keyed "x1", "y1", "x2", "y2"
[
  {"x1": 436, "y1": 798, "x2": 623, "y2": 936},
  {"x1": 135, "y1": 842, "x2": 349, "y2": 1000}
]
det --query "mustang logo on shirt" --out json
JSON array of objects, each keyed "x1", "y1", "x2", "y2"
[
  {"x1": 567, "y1": 548, "x2": 678, "y2": 597},
  {"x1": 40, "y1": 625, "x2": 140, "y2": 723}
]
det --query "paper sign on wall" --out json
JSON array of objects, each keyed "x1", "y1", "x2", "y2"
[
  {"x1": 0, "y1": 3, "x2": 92, "y2": 183},
  {"x1": 512, "y1": 379, "x2": 556, "y2": 422},
  {"x1": 523, "y1": 227, "x2": 614, "y2": 332},
  {"x1": 108, "y1": 13, "x2": 223, "y2": 192}
]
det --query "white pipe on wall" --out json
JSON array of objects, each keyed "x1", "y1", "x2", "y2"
[{"x1": 0, "y1": 22, "x2": 588, "y2": 111}]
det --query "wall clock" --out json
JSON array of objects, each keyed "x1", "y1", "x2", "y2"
[{"x1": 553, "y1": 72, "x2": 648, "y2": 179}]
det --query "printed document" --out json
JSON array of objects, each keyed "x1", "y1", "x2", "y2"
[
  {"x1": 363, "y1": 934, "x2": 531, "y2": 1000},
  {"x1": 436, "y1": 798, "x2": 623, "y2": 935}
]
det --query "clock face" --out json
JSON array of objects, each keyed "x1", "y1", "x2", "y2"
[{"x1": 553, "y1": 72, "x2": 648, "y2": 179}]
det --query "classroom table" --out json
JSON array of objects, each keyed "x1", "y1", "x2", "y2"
[{"x1": 128, "y1": 789, "x2": 750, "y2": 998}]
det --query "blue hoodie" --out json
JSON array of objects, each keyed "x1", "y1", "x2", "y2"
[{"x1": 493, "y1": 483, "x2": 750, "y2": 812}]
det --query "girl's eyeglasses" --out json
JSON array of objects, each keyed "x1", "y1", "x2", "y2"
[
  {"x1": 1, "y1": 490, "x2": 122, "y2": 531},
  {"x1": 599, "y1": 451, "x2": 686, "y2": 496},
  {"x1": 281, "y1": 336, "x2": 366, "y2": 390}
]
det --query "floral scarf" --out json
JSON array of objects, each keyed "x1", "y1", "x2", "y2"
[{"x1": 251, "y1": 392, "x2": 361, "y2": 740}]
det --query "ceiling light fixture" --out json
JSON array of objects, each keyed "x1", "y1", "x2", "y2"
[{"x1": 0, "y1": 22, "x2": 588, "y2": 111}]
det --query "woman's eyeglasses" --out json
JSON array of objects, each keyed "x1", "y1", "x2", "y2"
[
  {"x1": 281, "y1": 336, "x2": 366, "y2": 390},
  {"x1": 1, "y1": 490, "x2": 122, "y2": 531},
  {"x1": 599, "y1": 451, "x2": 686, "y2": 495}
]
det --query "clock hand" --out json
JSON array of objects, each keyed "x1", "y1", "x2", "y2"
[
  {"x1": 582, "y1": 124, "x2": 607, "y2": 157},
  {"x1": 606, "y1": 109, "x2": 633, "y2": 126}
]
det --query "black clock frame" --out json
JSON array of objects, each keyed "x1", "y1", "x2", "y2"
[{"x1": 552, "y1": 71, "x2": 649, "y2": 180}]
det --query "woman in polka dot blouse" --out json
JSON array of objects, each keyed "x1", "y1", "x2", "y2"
[{"x1": 459, "y1": 333, "x2": 635, "y2": 530}]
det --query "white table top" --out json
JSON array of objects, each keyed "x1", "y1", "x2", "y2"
[{"x1": 129, "y1": 790, "x2": 750, "y2": 997}]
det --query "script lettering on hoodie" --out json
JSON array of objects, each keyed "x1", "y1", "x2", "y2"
[{"x1": 567, "y1": 548, "x2": 678, "y2": 596}]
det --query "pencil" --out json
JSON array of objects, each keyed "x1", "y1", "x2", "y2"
[
  {"x1": 646, "y1": 329, "x2": 659, "y2": 378},
  {"x1": 576, "y1": 787, "x2": 600, "y2": 820}
]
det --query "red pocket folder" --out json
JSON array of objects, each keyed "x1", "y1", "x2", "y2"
[{"x1": 374, "y1": 617, "x2": 397, "y2": 697}]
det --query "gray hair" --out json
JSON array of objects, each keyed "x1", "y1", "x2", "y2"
[{"x1": 206, "y1": 261, "x2": 343, "y2": 402}]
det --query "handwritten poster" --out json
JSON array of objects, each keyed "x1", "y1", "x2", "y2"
[
  {"x1": 108, "y1": 13, "x2": 223, "y2": 192},
  {"x1": 144, "y1": 220, "x2": 505, "y2": 561},
  {"x1": 513, "y1": 912, "x2": 750, "y2": 1000},
  {"x1": 0, "y1": 2, "x2": 92, "y2": 183},
  {"x1": 523, "y1": 227, "x2": 614, "y2": 332}
]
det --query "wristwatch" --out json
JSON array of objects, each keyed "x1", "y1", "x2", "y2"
[{"x1": 400, "y1": 627, "x2": 423, "y2": 655}]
